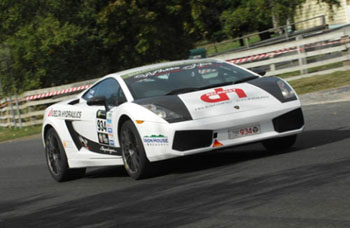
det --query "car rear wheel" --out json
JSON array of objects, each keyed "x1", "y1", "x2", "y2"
[
  {"x1": 45, "y1": 128, "x2": 86, "y2": 182},
  {"x1": 262, "y1": 135, "x2": 297, "y2": 152},
  {"x1": 120, "y1": 120, "x2": 154, "y2": 180}
]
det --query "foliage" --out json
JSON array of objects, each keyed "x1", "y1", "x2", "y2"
[
  {"x1": 0, "y1": 0, "x2": 196, "y2": 94},
  {"x1": 220, "y1": 0, "x2": 340, "y2": 43},
  {"x1": 0, "y1": 0, "x2": 341, "y2": 95}
]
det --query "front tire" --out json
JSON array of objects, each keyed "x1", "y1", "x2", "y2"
[
  {"x1": 262, "y1": 135, "x2": 297, "y2": 152},
  {"x1": 45, "y1": 128, "x2": 86, "y2": 182},
  {"x1": 120, "y1": 120, "x2": 153, "y2": 180}
]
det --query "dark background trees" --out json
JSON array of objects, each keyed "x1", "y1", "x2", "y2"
[{"x1": 0, "y1": 0, "x2": 340, "y2": 94}]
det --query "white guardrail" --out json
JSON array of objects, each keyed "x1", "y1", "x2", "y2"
[{"x1": 1, "y1": 25, "x2": 350, "y2": 128}]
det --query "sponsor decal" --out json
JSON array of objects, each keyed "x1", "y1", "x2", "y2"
[
  {"x1": 106, "y1": 110, "x2": 113, "y2": 125},
  {"x1": 100, "y1": 146, "x2": 118, "y2": 154},
  {"x1": 236, "y1": 95, "x2": 269, "y2": 102},
  {"x1": 143, "y1": 134, "x2": 168, "y2": 146},
  {"x1": 213, "y1": 139, "x2": 223, "y2": 148},
  {"x1": 201, "y1": 88, "x2": 247, "y2": 103},
  {"x1": 108, "y1": 128, "x2": 113, "y2": 133},
  {"x1": 132, "y1": 62, "x2": 215, "y2": 79},
  {"x1": 98, "y1": 133, "x2": 109, "y2": 144},
  {"x1": 48, "y1": 109, "x2": 54, "y2": 117},
  {"x1": 78, "y1": 136, "x2": 88, "y2": 148},
  {"x1": 48, "y1": 109, "x2": 82, "y2": 119},
  {"x1": 96, "y1": 110, "x2": 106, "y2": 119},
  {"x1": 195, "y1": 93, "x2": 269, "y2": 111},
  {"x1": 109, "y1": 139, "x2": 115, "y2": 146},
  {"x1": 195, "y1": 100, "x2": 233, "y2": 111},
  {"x1": 135, "y1": 66, "x2": 181, "y2": 79}
]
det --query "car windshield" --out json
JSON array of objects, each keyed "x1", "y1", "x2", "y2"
[{"x1": 121, "y1": 60, "x2": 258, "y2": 100}]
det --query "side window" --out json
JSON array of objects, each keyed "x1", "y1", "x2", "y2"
[{"x1": 83, "y1": 78, "x2": 126, "y2": 107}]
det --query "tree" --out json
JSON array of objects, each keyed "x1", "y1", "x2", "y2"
[
  {"x1": 220, "y1": 0, "x2": 340, "y2": 45},
  {"x1": 0, "y1": 0, "x2": 197, "y2": 94},
  {"x1": 95, "y1": 0, "x2": 195, "y2": 71},
  {"x1": 189, "y1": 0, "x2": 231, "y2": 42},
  {"x1": 220, "y1": 0, "x2": 273, "y2": 45}
]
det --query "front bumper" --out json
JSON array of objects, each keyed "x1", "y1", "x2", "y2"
[{"x1": 137, "y1": 100, "x2": 304, "y2": 162}]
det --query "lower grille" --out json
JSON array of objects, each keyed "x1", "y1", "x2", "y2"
[
  {"x1": 172, "y1": 130, "x2": 213, "y2": 151},
  {"x1": 273, "y1": 108, "x2": 304, "y2": 133}
]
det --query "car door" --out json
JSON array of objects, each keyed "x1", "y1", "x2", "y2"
[{"x1": 72, "y1": 77, "x2": 126, "y2": 156}]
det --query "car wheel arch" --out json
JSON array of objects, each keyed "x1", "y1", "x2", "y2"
[
  {"x1": 43, "y1": 124, "x2": 54, "y2": 147},
  {"x1": 117, "y1": 115, "x2": 132, "y2": 140}
]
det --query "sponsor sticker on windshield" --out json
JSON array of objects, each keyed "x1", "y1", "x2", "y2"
[{"x1": 121, "y1": 61, "x2": 217, "y2": 80}]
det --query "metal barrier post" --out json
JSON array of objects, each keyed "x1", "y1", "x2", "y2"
[
  {"x1": 8, "y1": 94, "x2": 16, "y2": 128},
  {"x1": 14, "y1": 91, "x2": 22, "y2": 128}
]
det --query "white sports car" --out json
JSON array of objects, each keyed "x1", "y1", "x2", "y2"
[{"x1": 42, "y1": 59, "x2": 304, "y2": 181}]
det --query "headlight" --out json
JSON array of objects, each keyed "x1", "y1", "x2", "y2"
[
  {"x1": 277, "y1": 80, "x2": 296, "y2": 101},
  {"x1": 142, "y1": 104, "x2": 183, "y2": 122}
]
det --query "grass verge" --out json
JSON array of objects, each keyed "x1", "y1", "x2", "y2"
[
  {"x1": 277, "y1": 62, "x2": 344, "y2": 79},
  {"x1": 197, "y1": 35, "x2": 260, "y2": 56},
  {"x1": 289, "y1": 70, "x2": 350, "y2": 95},
  {"x1": 0, "y1": 125, "x2": 41, "y2": 143}
]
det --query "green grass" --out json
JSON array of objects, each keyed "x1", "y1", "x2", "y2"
[
  {"x1": 277, "y1": 62, "x2": 344, "y2": 79},
  {"x1": 277, "y1": 71, "x2": 301, "y2": 78},
  {"x1": 197, "y1": 35, "x2": 261, "y2": 56},
  {"x1": 0, "y1": 125, "x2": 41, "y2": 143},
  {"x1": 308, "y1": 62, "x2": 343, "y2": 74},
  {"x1": 289, "y1": 70, "x2": 350, "y2": 95}
]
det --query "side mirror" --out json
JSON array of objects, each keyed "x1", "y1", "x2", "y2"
[
  {"x1": 251, "y1": 68, "x2": 266, "y2": 76},
  {"x1": 87, "y1": 96, "x2": 109, "y2": 111}
]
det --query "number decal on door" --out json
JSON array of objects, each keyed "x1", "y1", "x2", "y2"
[{"x1": 97, "y1": 119, "x2": 107, "y2": 132}]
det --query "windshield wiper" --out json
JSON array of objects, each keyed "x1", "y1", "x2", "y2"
[
  {"x1": 166, "y1": 87, "x2": 200, "y2": 95},
  {"x1": 233, "y1": 76, "x2": 259, "y2": 84}
]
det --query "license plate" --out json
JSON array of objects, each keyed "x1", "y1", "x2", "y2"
[{"x1": 228, "y1": 124, "x2": 261, "y2": 139}]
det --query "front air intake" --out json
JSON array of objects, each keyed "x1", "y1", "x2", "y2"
[
  {"x1": 172, "y1": 130, "x2": 213, "y2": 151},
  {"x1": 272, "y1": 108, "x2": 304, "y2": 133}
]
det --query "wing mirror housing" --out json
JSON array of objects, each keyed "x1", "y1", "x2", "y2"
[
  {"x1": 87, "y1": 96, "x2": 109, "y2": 111},
  {"x1": 251, "y1": 68, "x2": 266, "y2": 76}
]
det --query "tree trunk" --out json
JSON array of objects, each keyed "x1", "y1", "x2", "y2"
[
  {"x1": 238, "y1": 34, "x2": 244, "y2": 47},
  {"x1": 271, "y1": 1, "x2": 282, "y2": 35}
]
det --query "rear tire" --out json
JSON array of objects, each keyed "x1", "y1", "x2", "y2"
[
  {"x1": 120, "y1": 120, "x2": 154, "y2": 180},
  {"x1": 262, "y1": 135, "x2": 297, "y2": 152},
  {"x1": 45, "y1": 128, "x2": 86, "y2": 182}
]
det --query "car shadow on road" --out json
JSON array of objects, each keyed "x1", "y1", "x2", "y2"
[
  {"x1": 155, "y1": 128, "x2": 350, "y2": 176},
  {"x1": 85, "y1": 166, "x2": 128, "y2": 178},
  {"x1": 82, "y1": 128, "x2": 350, "y2": 179}
]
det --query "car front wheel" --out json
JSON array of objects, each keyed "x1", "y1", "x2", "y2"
[{"x1": 120, "y1": 120, "x2": 154, "y2": 180}]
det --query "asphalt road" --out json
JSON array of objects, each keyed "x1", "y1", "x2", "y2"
[{"x1": 1, "y1": 101, "x2": 350, "y2": 228}]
